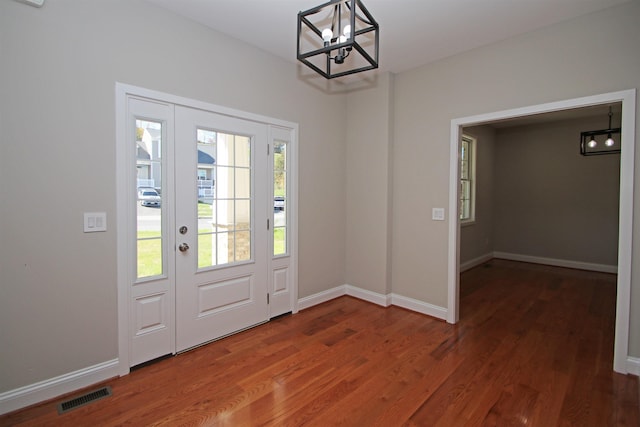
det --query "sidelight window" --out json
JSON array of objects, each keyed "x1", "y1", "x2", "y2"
[
  {"x1": 273, "y1": 140, "x2": 287, "y2": 256},
  {"x1": 136, "y1": 119, "x2": 164, "y2": 279}
]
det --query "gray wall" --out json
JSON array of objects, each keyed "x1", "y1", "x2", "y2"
[
  {"x1": 345, "y1": 74, "x2": 394, "y2": 294},
  {"x1": 0, "y1": 0, "x2": 347, "y2": 393},
  {"x1": 493, "y1": 116, "x2": 620, "y2": 266},
  {"x1": 460, "y1": 125, "x2": 496, "y2": 265}
]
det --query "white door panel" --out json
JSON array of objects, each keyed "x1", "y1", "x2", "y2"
[{"x1": 174, "y1": 106, "x2": 269, "y2": 352}]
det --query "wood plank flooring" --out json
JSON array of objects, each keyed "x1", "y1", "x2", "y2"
[{"x1": 2, "y1": 260, "x2": 638, "y2": 426}]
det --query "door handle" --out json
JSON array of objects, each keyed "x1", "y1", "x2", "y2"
[{"x1": 178, "y1": 243, "x2": 190, "y2": 252}]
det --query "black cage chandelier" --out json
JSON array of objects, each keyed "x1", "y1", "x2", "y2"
[
  {"x1": 297, "y1": 0, "x2": 379, "y2": 79},
  {"x1": 580, "y1": 106, "x2": 621, "y2": 156}
]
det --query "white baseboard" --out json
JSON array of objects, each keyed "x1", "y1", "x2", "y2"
[
  {"x1": 297, "y1": 285, "x2": 346, "y2": 311},
  {"x1": 345, "y1": 284, "x2": 391, "y2": 307},
  {"x1": 627, "y1": 356, "x2": 640, "y2": 376},
  {"x1": 391, "y1": 294, "x2": 447, "y2": 320},
  {"x1": 0, "y1": 358, "x2": 119, "y2": 416},
  {"x1": 492, "y1": 252, "x2": 617, "y2": 274},
  {"x1": 298, "y1": 285, "x2": 447, "y2": 321},
  {"x1": 460, "y1": 252, "x2": 493, "y2": 272}
]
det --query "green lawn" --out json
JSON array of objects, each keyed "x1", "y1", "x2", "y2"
[
  {"x1": 198, "y1": 202, "x2": 213, "y2": 218},
  {"x1": 273, "y1": 228, "x2": 286, "y2": 255},
  {"x1": 137, "y1": 231, "x2": 163, "y2": 278},
  {"x1": 137, "y1": 227, "x2": 286, "y2": 278}
]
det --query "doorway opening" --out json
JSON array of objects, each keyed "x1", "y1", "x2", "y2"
[{"x1": 447, "y1": 89, "x2": 636, "y2": 374}]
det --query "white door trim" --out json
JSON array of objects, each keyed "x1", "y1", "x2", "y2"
[
  {"x1": 115, "y1": 82, "x2": 298, "y2": 375},
  {"x1": 447, "y1": 89, "x2": 636, "y2": 374}
]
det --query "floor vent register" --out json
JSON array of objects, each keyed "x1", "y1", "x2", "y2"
[{"x1": 57, "y1": 386, "x2": 112, "y2": 414}]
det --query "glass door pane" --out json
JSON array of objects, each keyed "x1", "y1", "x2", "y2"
[
  {"x1": 136, "y1": 119, "x2": 163, "y2": 279},
  {"x1": 196, "y1": 129, "x2": 252, "y2": 269}
]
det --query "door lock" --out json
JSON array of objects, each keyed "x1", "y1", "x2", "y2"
[{"x1": 179, "y1": 226, "x2": 188, "y2": 235}]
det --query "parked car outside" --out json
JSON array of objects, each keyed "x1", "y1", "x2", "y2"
[
  {"x1": 138, "y1": 188, "x2": 161, "y2": 207},
  {"x1": 274, "y1": 196, "x2": 285, "y2": 211}
]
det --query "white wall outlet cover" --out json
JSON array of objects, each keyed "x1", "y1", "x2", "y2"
[{"x1": 15, "y1": 0, "x2": 44, "y2": 7}]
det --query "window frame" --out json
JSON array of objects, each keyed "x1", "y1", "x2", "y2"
[{"x1": 459, "y1": 134, "x2": 476, "y2": 225}]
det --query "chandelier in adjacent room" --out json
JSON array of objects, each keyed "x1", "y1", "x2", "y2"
[{"x1": 580, "y1": 106, "x2": 621, "y2": 156}]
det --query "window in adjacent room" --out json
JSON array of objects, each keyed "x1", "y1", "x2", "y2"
[{"x1": 460, "y1": 134, "x2": 476, "y2": 223}]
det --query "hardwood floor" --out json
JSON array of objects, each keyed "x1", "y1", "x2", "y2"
[{"x1": 2, "y1": 260, "x2": 638, "y2": 426}]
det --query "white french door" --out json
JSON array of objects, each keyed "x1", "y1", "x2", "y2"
[
  {"x1": 174, "y1": 106, "x2": 269, "y2": 352},
  {"x1": 119, "y1": 86, "x2": 297, "y2": 369}
]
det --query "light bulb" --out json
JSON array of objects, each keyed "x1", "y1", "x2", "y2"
[
  {"x1": 322, "y1": 28, "x2": 333, "y2": 43},
  {"x1": 343, "y1": 24, "x2": 351, "y2": 38},
  {"x1": 605, "y1": 136, "x2": 615, "y2": 147},
  {"x1": 588, "y1": 138, "x2": 597, "y2": 148},
  {"x1": 338, "y1": 35, "x2": 347, "y2": 44}
]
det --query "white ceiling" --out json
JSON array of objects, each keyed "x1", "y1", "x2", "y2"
[{"x1": 145, "y1": 0, "x2": 630, "y2": 77}]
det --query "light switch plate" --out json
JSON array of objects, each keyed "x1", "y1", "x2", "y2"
[
  {"x1": 84, "y1": 212, "x2": 107, "y2": 232},
  {"x1": 432, "y1": 208, "x2": 445, "y2": 221}
]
